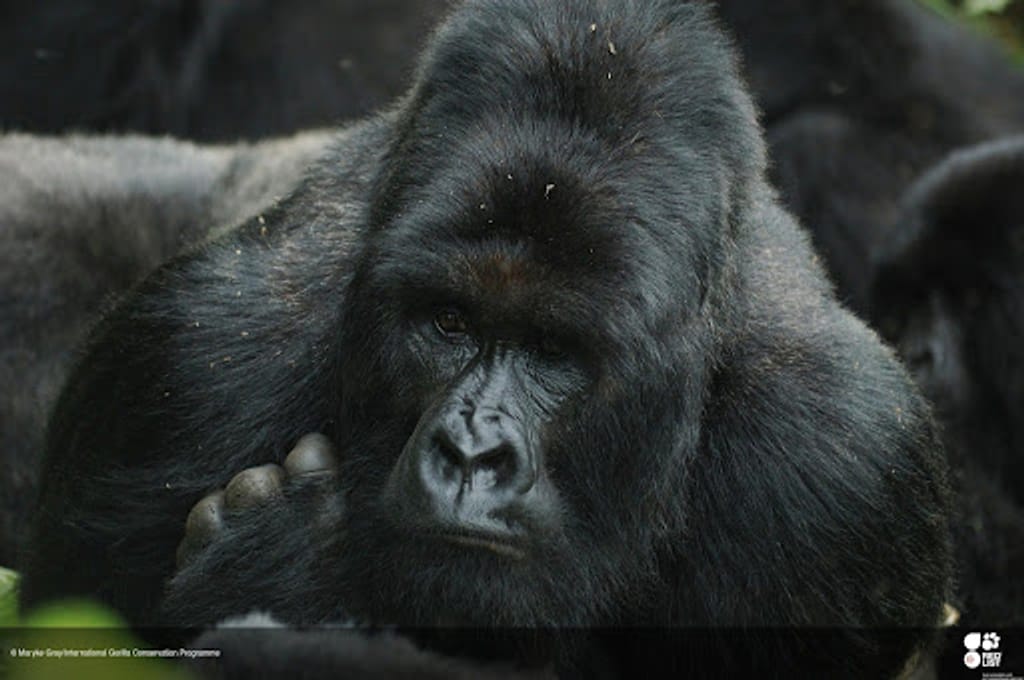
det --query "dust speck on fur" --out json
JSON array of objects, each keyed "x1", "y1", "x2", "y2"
[
  {"x1": 544, "y1": 183, "x2": 555, "y2": 199},
  {"x1": 608, "y1": 41, "x2": 617, "y2": 56}
]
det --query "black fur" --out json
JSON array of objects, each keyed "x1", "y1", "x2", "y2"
[
  {"x1": 0, "y1": 132, "x2": 329, "y2": 567},
  {"x1": 22, "y1": 1, "x2": 951, "y2": 676},
  {"x1": 716, "y1": 0, "x2": 1024, "y2": 313},
  {"x1": 715, "y1": 0, "x2": 1024, "y2": 633},
  {"x1": 0, "y1": 0, "x2": 441, "y2": 140},
  {"x1": 871, "y1": 136, "x2": 1024, "y2": 626}
]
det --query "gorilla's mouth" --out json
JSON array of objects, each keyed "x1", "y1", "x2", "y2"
[{"x1": 440, "y1": 531, "x2": 527, "y2": 560}]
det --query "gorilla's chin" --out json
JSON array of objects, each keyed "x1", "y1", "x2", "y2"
[{"x1": 343, "y1": 508, "x2": 604, "y2": 629}]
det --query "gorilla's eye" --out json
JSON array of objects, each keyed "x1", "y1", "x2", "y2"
[{"x1": 434, "y1": 308, "x2": 470, "y2": 338}]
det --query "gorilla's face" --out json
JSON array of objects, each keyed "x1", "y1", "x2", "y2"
[
  {"x1": 318, "y1": 0, "x2": 759, "y2": 628},
  {"x1": 330, "y1": 143, "x2": 722, "y2": 626},
  {"x1": 373, "y1": 243, "x2": 595, "y2": 553},
  {"x1": 876, "y1": 288, "x2": 973, "y2": 419}
]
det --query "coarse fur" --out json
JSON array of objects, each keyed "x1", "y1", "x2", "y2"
[
  {"x1": 871, "y1": 136, "x2": 1024, "y2": 627},
  {"x1": 22, "y1": 1, "x2": 951, "y2": 676},
  {"x1": 0, "y1": 131, "x2": 330, "y2": 567},
  {"x1": 716, "y1": 0, "x2": 1024, "y2": 313},
  {"x1": 711, "y1": 5, "x2": 1024, "y2": 632}
]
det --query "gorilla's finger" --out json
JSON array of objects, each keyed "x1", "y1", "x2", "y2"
[
  {"x1": 283, "y1": 433, "x2": 339, "y2": 476},
  {"x1": 224, "y1": 464, "x2": 285, "y2": 510},
  {"x1": 177, "y1": 490, "x2": 225, "y2": 567}
]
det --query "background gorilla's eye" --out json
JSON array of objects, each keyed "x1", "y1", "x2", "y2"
[{"x1": 434, "y1": 309, "x2": 470, "y2": 338}]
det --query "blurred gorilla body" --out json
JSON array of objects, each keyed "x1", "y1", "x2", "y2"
[
  {"x1": 716, "y1": 0, "x2": 1024, "y2": 313},
  {"x1": 18, "y1": 1, "x2": 952, "y2": 677},
  {"x1": 871, "y1": 137, "x2": 1024, "y2": 626},
  {"x1": 0, "y1": 0, "x2": 442, "y2": 141}
]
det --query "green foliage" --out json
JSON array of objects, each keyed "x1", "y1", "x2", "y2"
[
  {"x1": 0, "y1": 567, "x2": 18, "y2": 627},
  {"x1": 919, "y1": 0, "x2": 1012, "y2": 13},
  {"x1": 918, "y1": 0, "x2": 1024, "y2": 62},
  {"x1": 964, "y1": 0, "x2": 1013, "y2": 15},
  {"x1": 1, "y1": 591, "x2": 193, "y2": 680}
]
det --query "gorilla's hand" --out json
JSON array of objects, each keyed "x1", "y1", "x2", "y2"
[
  {"x1": 175, "y1": 433, "x2": 339, "y2": 567},
  {"x1": 163, "y1": 434, "x2": 347, "y2": 626}
]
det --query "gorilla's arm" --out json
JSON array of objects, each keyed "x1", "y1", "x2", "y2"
[
  {"x1": 19, "y1": 236, "x2": 333, "y2": 623},
  {"x1": 0, "y1": 132, "x2": 328, "y2": 569},
  {"x1": 660, "y1": 203, "x2": 951, "y2": 674},
  {"x1": 17, "y1": 128, "x2": 376, "y2": 622}
]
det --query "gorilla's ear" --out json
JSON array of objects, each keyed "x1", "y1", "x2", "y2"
[{"x1": 872, "y1": 136, "x2": 1024, "y2": 294}]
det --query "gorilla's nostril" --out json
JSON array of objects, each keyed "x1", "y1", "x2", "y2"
[
  {"x1": 474, "y1": 445, "x2": 518, "y2": 486},
  {"x1": 432, "y1": 433, "x2": 463, "y2": 482}
]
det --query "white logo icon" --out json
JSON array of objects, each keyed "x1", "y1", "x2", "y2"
[{"x1": 964, "y1": 632, "x2": 1003, "y2": 670}]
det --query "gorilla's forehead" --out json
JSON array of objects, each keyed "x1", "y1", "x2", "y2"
[
  {"x1": 370, "y1": 192, "x2": 699, "y2": 349},
  {"x1": 361, "y1": 0, "x2": 756, "y2": 344},
  {"x1": 375, "y1": 225, "x2": 631, "y2": 323},
  {"x1": 374, "y1": 124, "x2": 712, "y2": 319}
]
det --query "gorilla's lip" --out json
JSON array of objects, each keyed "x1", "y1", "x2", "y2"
[{"x1": 439, "y1": 531, "x2": 527, "y2": 560}]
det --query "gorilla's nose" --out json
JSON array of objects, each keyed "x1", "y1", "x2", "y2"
[{"x1": 417, "y1": 406, "x2": 536, "y2": 526}]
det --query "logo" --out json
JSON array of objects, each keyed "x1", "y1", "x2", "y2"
[
  {"x1": 964, "y1": 632, "x2": 1003, "y2": 670},
  {"x1": 983, "y1": 633, "x2": 1001, "y2": 651}
]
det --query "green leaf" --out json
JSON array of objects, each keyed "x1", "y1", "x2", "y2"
[
  {"x1": 0, "y1": 567, "x2": 19, "y2": 626},
  {"x1": 964, "y1": 0, "x2": 1013, "y2": 15},
  {"x1": 4, "y1": 600, "x2": 194, "y2": 680}
]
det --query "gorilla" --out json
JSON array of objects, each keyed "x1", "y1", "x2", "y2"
[
  {"x1": 870, "y1": 136, "x2": 1024, "y2": 627},
  {"x1": 873, "y1": 137, "x2": 1024, "y2": 495},
  {"x1": 20, "y1": 0, "x2": 950, "y2": 677},
  {"x1": 716, "y1": 0, "x2": 1024, "y2": 314},
  {"x1": 0, "y1": 132, "x2": 329, "y2": 568}
]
